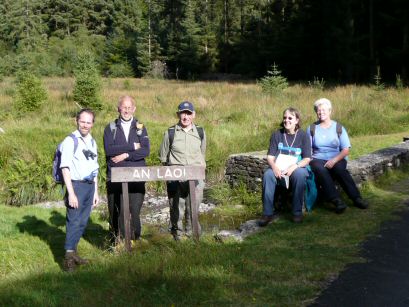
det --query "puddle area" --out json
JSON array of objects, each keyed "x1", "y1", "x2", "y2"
[
  {"x1": 35, "y1": 192, "x2": 250, "y2": 235},
  {"x1": 140, "y1": 192, "x2": 249, "y2": 234}
]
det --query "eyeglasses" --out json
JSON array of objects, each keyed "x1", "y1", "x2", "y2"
[{"x1": 283, "y1": 116, "x2": 294, "y2": 120}]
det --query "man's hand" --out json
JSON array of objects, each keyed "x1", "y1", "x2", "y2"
[
  {"x1": 92, "y1": 193, "x2": 99, "y2": 209},
  {"x1": 68, "y1": 193, "x2": 79, "y2": 209},
  {"x1": 111, "y1": 153, "x2": 128, "y2": 163}
]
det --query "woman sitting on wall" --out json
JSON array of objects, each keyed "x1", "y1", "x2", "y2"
[
  {"x1": 307, "y1": 98, "x2": 368, "y2": 213},
  {"x1": 259, "y1": 107, "x2": 312, "y2": 226}
]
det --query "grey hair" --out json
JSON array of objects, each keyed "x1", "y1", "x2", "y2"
[{"x1": 314, "y1": 98, "x2": 332, "y2": 112}]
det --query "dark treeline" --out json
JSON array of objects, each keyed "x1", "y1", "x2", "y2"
[{"x1": 0, "y1": 0, "x2": 407, "y2": 83}]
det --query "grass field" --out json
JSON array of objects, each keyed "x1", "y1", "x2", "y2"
[
  {"x1": 0, "y1": 78, "x2": 408, "y2": 204},
  {"x1": 1, "y1": 78, "x2": 409, "y2": 305},
  {"x1": 1, "y1": 169, "x2": 409, "y2": 306}
]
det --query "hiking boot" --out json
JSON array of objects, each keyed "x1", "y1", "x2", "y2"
[
  {"x1": 63, "y1": 252, "x2": 77, "y2": 272},
  {"x1": 292, "y1": 215, "x2": 303, "y2": 223},
  {"x1": 354, "y1": 197, "x2": 369, "y2": 209},
  {"x1": 72, "y1": 252, "x2": 89, "y2": 265},
  {"x1": 170, "y1": 228, "x2": 181, "y2": 241},
  {"x1": 332, "y1": 198, "x2": 347, "y2": 214},
  {"x1": 258, "y1": 214, "x2": 279, "y2": 227}
]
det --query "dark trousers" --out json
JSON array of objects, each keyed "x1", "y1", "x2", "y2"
[
  {"x1": 310, "y1": 159, "x2": 361, "y2": 202},
  {"x1": 107, "y1": 181, "x2": 145, "y2": 240},
  {"x1": 167, "y1": 180, "x2": 203, "y2": 236},
  {"x1": 65, "y1": 181, "x2": 95, "y2": 251}
]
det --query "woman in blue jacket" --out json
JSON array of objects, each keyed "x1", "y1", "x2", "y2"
[{"x1": 307, "y1": 98, "x2": 368, "y2": 213}]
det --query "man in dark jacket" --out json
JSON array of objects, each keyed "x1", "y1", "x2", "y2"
[{"x1": 103, "y1": 95, "x2": 150, "y2": 243}]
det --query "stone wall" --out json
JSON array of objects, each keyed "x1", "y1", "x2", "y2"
[{"x1": 225, "y1": 141, "x2": 409, "y2": 190}]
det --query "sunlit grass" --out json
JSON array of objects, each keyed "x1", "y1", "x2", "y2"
[{"x1": 1, "y1": 168, "x2": 409, "y2": 305}]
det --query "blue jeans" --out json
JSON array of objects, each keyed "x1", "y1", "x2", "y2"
[
  {"x1": 262, "y1": 167, "x2": 308, "y2": 217},
  {"x1": 64, "y1": 181, "x2": 95, "y2": 251}
]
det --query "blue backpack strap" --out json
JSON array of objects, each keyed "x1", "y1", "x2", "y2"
[{"x1": 69, "y1": 134, "x2": 78, "y2": 154}]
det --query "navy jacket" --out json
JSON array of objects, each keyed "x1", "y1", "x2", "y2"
[{"x1": 103, "y1": 118, "x2": 150, "y2": 181}]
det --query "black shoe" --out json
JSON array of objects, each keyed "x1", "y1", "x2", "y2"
[
  {"x1": 332, "y1": 198, "x2": 347, "y2": 214},
  {"x1": 354, "y1": 197, "x2": 369, "y2": 209},
  {"x1": 292, "y1": 215, "x2": 303, "y2": 223},
  {"x1": 258, "y1": 214, "x2": 279, "y2": 227}
]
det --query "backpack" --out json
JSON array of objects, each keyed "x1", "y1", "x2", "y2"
[
  {"x1": 53, "y1": 134, "x2": 78, "y2": 184},
  {"x1": 109, "y1": 119, "x2": 141, "y2": 141},
  {"x1": 168, "y1": 125, "x2": 204, "y2": 148},
  {"x1": 309, "y1": 121, "x2": 343, "y2": 138}
]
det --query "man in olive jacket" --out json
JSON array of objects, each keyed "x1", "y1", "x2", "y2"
[{"x1": 159, "y1": 101, "x2": 206, "y2": 240}]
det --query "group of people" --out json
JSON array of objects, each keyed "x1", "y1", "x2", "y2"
[
  {"x1": 59, "y1": 96, "x2": 205, "y2": 272},
  {"x1": 58, "y1": 95, "x2": 368, "y2": 272},
  {"x1": 259, "y1": 98, "x2": 368, "y2": 227}
]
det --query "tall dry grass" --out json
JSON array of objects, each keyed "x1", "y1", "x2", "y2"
[{"x1": 0, "y1": 77, "x2": 408, "y2": 204}]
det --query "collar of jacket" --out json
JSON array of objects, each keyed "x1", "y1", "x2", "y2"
[{"x1": 116, "y1": 117, "x2": 138, "y2": 128}]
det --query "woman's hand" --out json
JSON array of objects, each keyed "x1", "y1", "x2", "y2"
[
  {"x1": 284, "y1": 164, "x2": 298, "y2": 176},
  {"x1": 324, "y1": 158, "x2": 337, "y2": 169},
  {"x1": 272, "y1": 165, "x2": 282, "y2": 178}
]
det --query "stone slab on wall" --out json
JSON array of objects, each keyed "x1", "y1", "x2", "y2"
[{"x1": 225, "y1": 141, "x2": 409, "y2": 190}]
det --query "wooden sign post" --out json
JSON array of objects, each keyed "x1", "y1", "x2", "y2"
[{"x1": 111, "y1": 165, "x2": 205, "y2": 251}]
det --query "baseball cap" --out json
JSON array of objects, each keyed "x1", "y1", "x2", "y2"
[{"x1": 177, "y1": 101, "x2": 195, "y2": 113}]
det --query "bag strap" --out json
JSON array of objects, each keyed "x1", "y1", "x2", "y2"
[
  {"x1": 109, "y1": 121, "x2": 117, "y2": 141},
  {"x1": 310, "y1": 121, "x2": 342, "y2": 138},
  {"x1": 169, "y1": 124, "x2": 204, "y2": 147},
  {"x1": 69, "y1": 134, "x2": 79, "y2": 154},
  {"x1": 196, "y1": 125, "x2": 204, "y2": 141},
  {"x1": 336, "y1": 122, "x2": 343, "y2": 138},
  {"x1": 168, "y1": 126, "x2": 176, "y2": 147},
  {"x1": 309, "y1": 122, "x2": 318, "y2": 137}
]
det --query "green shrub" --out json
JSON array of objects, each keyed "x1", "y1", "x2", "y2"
[
  {"x1": 259, "y1": 63, "x2": 288, "y2": 94},
  {"x1": 396, "y1": 74, "x2": 404, "y2": 90},
  {"x1": 2, "y1": 157, "x2": 55, "y2": 206},
  {"x1": 308, "y1": 76, "x2": 325, "y2": 90},
  {"x1": 73, "y1": 51, "x2": 102, "y2": 110},
  {"x1": 373, "y1": 66, "x2": 385, "y2": 91},
  {"x1": 108, "y1": 63, "x2": 134, "y2": 77},
  {"x1": 14, "y1": 71, "x2": 48, "y2": 114}
]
